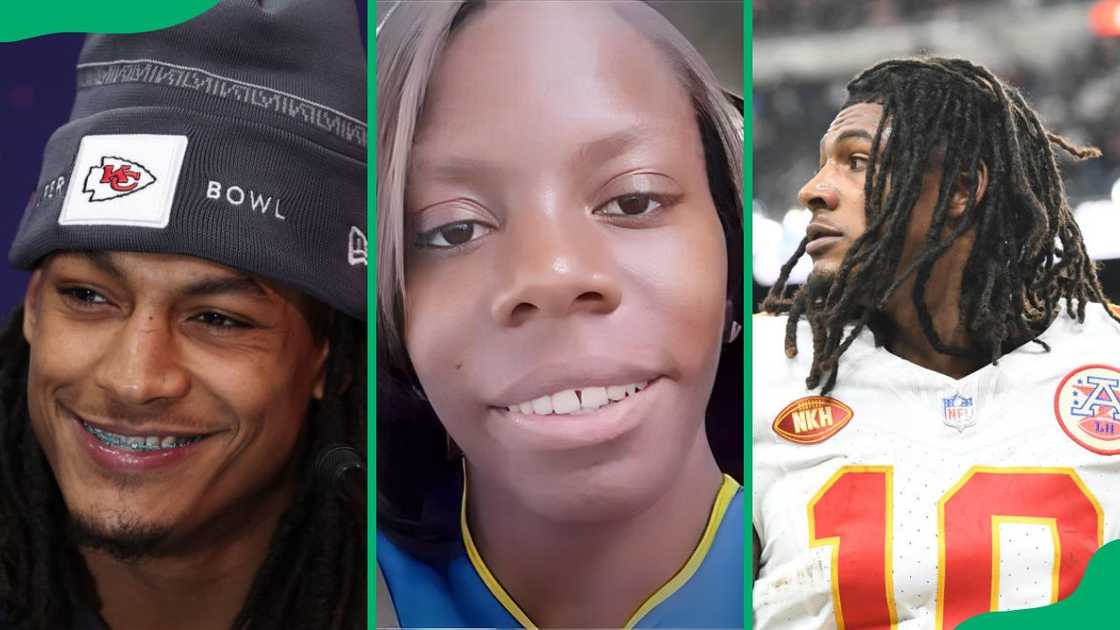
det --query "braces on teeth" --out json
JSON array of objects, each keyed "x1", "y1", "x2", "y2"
[
  {"x1": 506, "y1": 381, "x2": 649, "y2": 416},
  {"x1": 83, "y1": 422, "x2": 202, "y2": 451}
]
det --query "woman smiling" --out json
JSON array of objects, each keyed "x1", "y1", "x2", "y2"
[{"x1": 376, "y1": 2, "x2": 743, "y2": 627}]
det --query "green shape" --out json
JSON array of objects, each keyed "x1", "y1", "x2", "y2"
[
  {"x1": 0, "y1": 0, "x2": 219, "y2": 42},
  {"x1": 743, "y1": 2, "x2": 753, "y2": 627},
  {"x1": 958, "y1": 539, "x2": 1120, "y2": 629},
  {"x1": 368, "y1": 2, "x2": 377, "y2": 627}
]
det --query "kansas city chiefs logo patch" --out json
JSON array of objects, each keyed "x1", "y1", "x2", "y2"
[
  {"x1": 82, "y1": 156, "x2": 157, "y2": 202},
  {"x1": 772, "y1": 396, "x2": 853, "y2": 444}
]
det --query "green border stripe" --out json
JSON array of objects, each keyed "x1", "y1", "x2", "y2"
[
  {"x1": 369, "y1": 2, "x2": 378, "y2": 627},
  {"x1": 743, "y1": 0, "x2": 753, "y2": 627}
]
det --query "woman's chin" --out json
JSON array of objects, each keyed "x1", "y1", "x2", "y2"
[{"x1": 503, "y1": 456, "x2": 684, "y2": 526}]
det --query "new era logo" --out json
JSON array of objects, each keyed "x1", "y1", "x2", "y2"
[
  {"x1": 83, "y1": 156, "x2": 157, "y2": 202},
  {"x1": 349, "y1": 226, "x2": 368, "y2": 267}
]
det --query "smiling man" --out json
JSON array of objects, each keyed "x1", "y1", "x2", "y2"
[
  {"x1": 755, "y1": 57, "x2": 1120, "y2": 628},
  {"x1": 0, "y1": 1, "x2": 366, "y2": 629}
]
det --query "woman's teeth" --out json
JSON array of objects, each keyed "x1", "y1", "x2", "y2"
[
  {"x1": 506, "y1": 381, "x2": 649, "y2": 416},
  {"x1": 83, "y1": 422, "x2": 202, "y2": 451}
]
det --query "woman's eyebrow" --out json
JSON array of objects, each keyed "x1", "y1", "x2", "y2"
[
  {"x1": 571, "y1": 124, "x2": 659, "y2": 169},
  {"x1": 410, "y1": 155, "x2": 500, "y2": 184},
  {"x1": 410, "y1": 123, "x2": 662, "y2": 183}
]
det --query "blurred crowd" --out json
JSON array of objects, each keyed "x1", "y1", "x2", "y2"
[
  {"x1": 754, "y1": 23, "x2": 1120, "y2": 218},
  {"x1": 753, "y1": 0, "x2": 1073, "y2": 37}
]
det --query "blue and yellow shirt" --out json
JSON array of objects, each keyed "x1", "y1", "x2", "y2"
[{"x1": 378, "y1": 474, "x2": 744, "y2": 628}]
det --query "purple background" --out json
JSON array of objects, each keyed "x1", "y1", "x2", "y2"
[
  {"x1": 0, "y1": 2, "x2": 367, "y2": 316},
  {"x1": 0, "y1": 33, "x2": 83, "y2": 314}
]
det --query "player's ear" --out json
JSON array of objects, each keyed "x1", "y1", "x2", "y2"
[
  {"x1": 22, "y1": 269, "x2": 44, "y2": 344},
  {"x1": 949, "y1": 161, "x2": 988, "y2": 219}
]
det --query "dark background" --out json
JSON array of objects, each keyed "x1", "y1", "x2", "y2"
[
  {"x1": 0, "y1": 33, "x2": 81, "y2": 315},
  {"x1": 0, "y1": 1, "x2": 368, "y2": 316}
]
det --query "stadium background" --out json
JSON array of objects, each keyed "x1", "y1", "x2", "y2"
[
  {"x1": 0, "y1": 0, "x2": 368, "y2": 315},
  {"x1": 753, "y1": 0, "x2": 1120, "y2": 311}
]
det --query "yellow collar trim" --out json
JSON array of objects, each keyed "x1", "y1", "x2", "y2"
[
  {"x1": 460, "y1": 473, "x2": 742, "y2": 629},
  {"x1": 459, "y1": 468, "x2": 537, "y2": 629}
]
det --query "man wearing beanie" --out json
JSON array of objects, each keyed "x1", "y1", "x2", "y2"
[{"x1": 0, "y1": 1, "x2": 366, "y2": 629}]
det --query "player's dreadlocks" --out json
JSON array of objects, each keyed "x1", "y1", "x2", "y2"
[
  {"x1": 0, "y1": 305, "x2": 366, "y2": 630},
  {"x1": 763, "y1": 57, "x2": 1120, "y2": 394}
]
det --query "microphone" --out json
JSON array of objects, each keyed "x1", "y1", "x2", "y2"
[{"x1": 315, "y1": 445, "x2": 365, "y2": 515}]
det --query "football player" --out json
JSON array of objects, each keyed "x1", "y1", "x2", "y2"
[
  {"x1": 0, "y1": 1, "x2": 366, "y2": 628},
  {"x1": 754, "y1": 57, "x2": 1120, "y2": 628}
]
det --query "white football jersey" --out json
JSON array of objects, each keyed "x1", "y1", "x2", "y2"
[{"x1": 753, "y1": 303, "x2": 1120, "y2": 629}]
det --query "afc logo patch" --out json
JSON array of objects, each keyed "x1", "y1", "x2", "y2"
[
  {"x1": 772, "y1": 396, "x2": 853, "y2": 444},
  {"x1": 1054, "y1": 364, "x2": 1120, "y2": 455},
  {"x1": 82, "y1": 156, "x2": 157, "y2": 201}
]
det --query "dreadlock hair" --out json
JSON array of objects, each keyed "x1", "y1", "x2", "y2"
[
  {"x1": 763, "y1": 56, "x2": 1119, "y2": 394},
  {"x1": 0, "y1": 304, "x2": 366, "y2": 630}
]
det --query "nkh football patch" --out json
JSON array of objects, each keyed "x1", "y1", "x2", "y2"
[
  {"x1": 772, "y1": 396, "x2": 853, "y2": 444},
  {"x1": 59, "y1": 134, "x2": 188, "y2": 228},
  {"x1": 1054, "y1": 364, "x2": 1120, "y2": 455}
]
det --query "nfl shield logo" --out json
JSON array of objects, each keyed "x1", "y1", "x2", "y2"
[{"x1": 943, "y1": 393, "x2": 975, "y2": 432}]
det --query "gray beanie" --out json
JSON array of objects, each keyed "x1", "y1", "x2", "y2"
[{"x1": 8, "y1": 0, "x2": 367, "y2": 321}]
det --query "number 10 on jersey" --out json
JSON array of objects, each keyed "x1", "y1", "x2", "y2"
[{"x1": 807, "y1": 466, "x2": 1102, "y2": 629}]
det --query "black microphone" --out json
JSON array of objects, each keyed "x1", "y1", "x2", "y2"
[{"x1": 315, "y1": 445, "x2": 365, "y2": 515}]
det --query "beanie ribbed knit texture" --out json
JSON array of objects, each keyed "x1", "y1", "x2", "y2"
[{"x1": 9, "y1": 0, "x2": 367, "y2": 320}]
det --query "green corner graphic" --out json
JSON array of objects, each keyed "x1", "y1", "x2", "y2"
[
  {"x1": 743, "y1": 2, "x2": 753, "y2": 628},
  {"x1": 959, "y1": 539, "x2": 1120, "y2": 629},
  {"x1": 0, "y1": 0, "x2": 219, "y2": 42}
]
